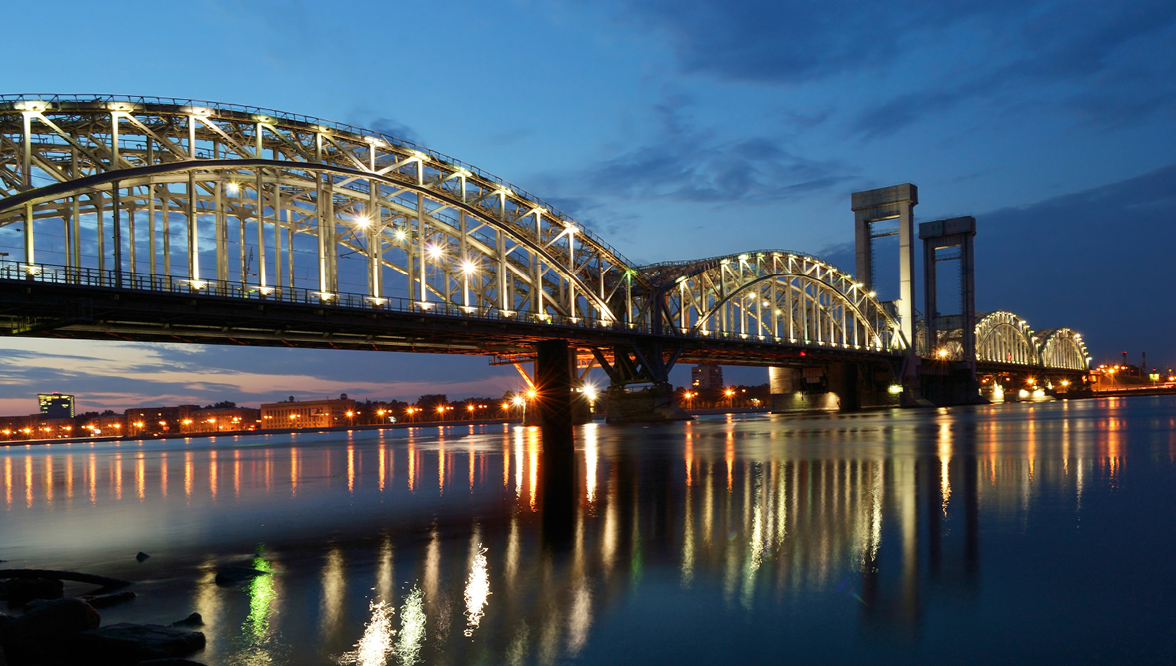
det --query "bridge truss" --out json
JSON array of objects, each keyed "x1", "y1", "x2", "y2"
[
  {"x1": 0, "y1": 95, "x2": 910, "y2": 366},
  {"x1": 926, "y1": 310, "x2": 1090, "y2": 371}
]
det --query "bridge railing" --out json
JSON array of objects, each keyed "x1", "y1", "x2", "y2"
[{"x1": 0, "y1": 260, "x2": 899, "y2": 355}]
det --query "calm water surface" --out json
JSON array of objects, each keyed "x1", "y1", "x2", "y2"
[{"x1": 4, "y1": 397, "x2": 1176, "y2": 665}]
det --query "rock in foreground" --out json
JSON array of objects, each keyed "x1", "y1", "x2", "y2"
[
  {"x1": 3, "y1": 578, "x2": 63, "y2": 607},
  {"x1": 72, "y1": 623, "x2": 205, "y2": 663},
  {"x1": 0, "y1": 599, "x2": 100, "y2": 664}
]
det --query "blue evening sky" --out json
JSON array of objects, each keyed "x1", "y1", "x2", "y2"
[{"x1": 2, "y1": 0, "x2": 1174, "y2": 412}]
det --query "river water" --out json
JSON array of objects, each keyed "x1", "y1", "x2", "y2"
[{"x1": 3, "y1": 396, "x2": 1176, "y2": 665}]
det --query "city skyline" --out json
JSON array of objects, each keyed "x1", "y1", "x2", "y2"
[{"x1": 1, "y1": 0, "x2": 1173, "y2": 412}]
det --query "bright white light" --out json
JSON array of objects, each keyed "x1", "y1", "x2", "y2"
[
  {"x1": 463, "y1": 544, "x2": 490, "y2": 637},
  {"x1": 394, "y1": 229, "x2": 407, "y2": 241},
  {"x1": 426, "y1": 244, "x2": 443, "y2": 260},
  {"x1": 583, "y1": 386, "x2": 597, "y2": 401},
  {"x1": 338, "y1": 600, "x2": 395, "y2": 666},
  {"x1": 461, "y1": 260, "x2": 478, "y2": 275},
  {"x1": 354, "y1": 215, "x2": 371, "y2": 228},
  {"x1": 225, "y1": 182, "x2": 239, "y2": 195}
]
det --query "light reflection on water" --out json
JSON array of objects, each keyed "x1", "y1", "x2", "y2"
[{"x1": 2, "y1": 399, "x2": 1176, "y2": 663}]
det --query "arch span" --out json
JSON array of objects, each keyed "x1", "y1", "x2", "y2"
[
  {"x1": 0, "y1": 94, "x2": 646, "y2": 326},
  {"x1": 1038, "y1": 328, "x2": 1090, "y2": 371},
  {"x1": 638, "y1": 251, "x2": 906, "y2": 353},
  {"x1": 975, "y1": 311, "x2": 1038, "y2": 366}
]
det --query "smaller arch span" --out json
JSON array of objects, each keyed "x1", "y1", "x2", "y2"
[
  {"x1": 1038, "y1": 328, "x2": 1091, "y2": 371},
  {"x1": 637, "y1": 250, "x2": 906, "y2": 353}
]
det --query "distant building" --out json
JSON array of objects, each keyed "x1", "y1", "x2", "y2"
[
  {"x1": 185, "y1": 407, "x2": 261, "y2": 433},
  {"x1": 38, "y1": 393, "x2": 75, "y2": 419},
  {"x1": 125, "y1": 405, "x2": 199, "y2": 435},
  {"x1": 80, "y1": 414, "x2": 126, "y2": 437},
  {"x1": 691, "y1": 365, "x2": 723, "y2": 390},
  {"x1": 0, "y1": 415, "x2": 37, "y2": 440},
  {"x1": 260, "y1": 397, "x2": 358, "y2": 429}
]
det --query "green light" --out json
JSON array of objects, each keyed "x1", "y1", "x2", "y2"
[{"x1": 244, "y1": 557, "x2": 275, "y2": 638}]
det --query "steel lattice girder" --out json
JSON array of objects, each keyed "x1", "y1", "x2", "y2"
[
  {"x1": 0, "y1": 95, "x2": 647, "y2": 327},
  {"x1": 638, "y1": 251, "x2": 906, "y2": 353},
  {"x1": 974, "y1": 311, "x2": 1090, "y2": 370}
]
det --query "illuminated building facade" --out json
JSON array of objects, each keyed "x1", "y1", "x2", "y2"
[
  {"x1": 260, "y1": 398, "x2": 358, "y2": 429},
  {"x1": 38, "y1": 393, "x2": 74, "y2": 419}
]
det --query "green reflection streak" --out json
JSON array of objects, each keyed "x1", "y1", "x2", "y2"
[{"x1": 244, "y1": 557, "x2": 276, "y2": 639}]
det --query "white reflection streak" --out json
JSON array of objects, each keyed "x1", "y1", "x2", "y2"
[
  {"x1": 397, "y1": 587, "x2": 426, "y2": 666},
  {"x1": 338, "y1": 600, "x2": 395, "y2": 666},
  {"x1": 681, "y1": 484, "x2": 694, "y2": 586},
  {"x1": 377, "y1": 536, "x2": 394, "y2": 605},
  {"x1": 320, "y1": 548, "x2": 346, "y2": 640},
  {"x1": 463, "y1": 543, "x2": 490, "y2": 636},
  {"x1": 566, "y1": 578, "x2": 592, "y2": 656},
  {"x1": 869, "y1": 462, "x2": 883, "y2": 561},
  {"x1": 506, "y1": 516, "x2": 520, "y2": 583}
]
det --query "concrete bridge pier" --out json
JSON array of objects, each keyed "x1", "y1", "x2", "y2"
[{"x1": 533, "y1": 339, "x2": 575, "y2": 444}]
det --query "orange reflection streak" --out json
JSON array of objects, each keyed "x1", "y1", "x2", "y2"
[
  {"x1": 290, "y1": 446, "x2": 299, "y2": 497},
  {"x1": 408, "y1": 436, "x2": 416, "y2": 492},
  {"x1": 265, "y1": 448, "x2": 273, "y2": 494},
  {"x1": 726, "y1": 431, "x2": 735, "y2": 493},
  {"x1": 234, "y1": 449, "x2": 241, "y2": 499},
  {"x1": 468, "y1": 448, "x2": 475, "y2": 492},
  {"x1": 160, "y1": 452, "x2": 168, "y2": 498},
  {"x1": 1106, "y1": 419, "x2": 1122, "y2": 485},
  {"x1": 88, "y1": 453, "x2": 96, "y2": 505},
  {"x1": 209, "y1": 450, "x2": 218, "y2": 501},
  {"x1": 937, "y1": 422, "x2": 952, "y2": 515},
  {"x1": 347, "y1": 445, "x2": 355, "y2": 494},
  {"x1": 1026, "y1": 418, "x2": 1036, "y2": 483},
  {"x1": 65, "y1": 454, "x2": 73, "y2": 499},
  {"x1": 114, "y1": 453, "x2": 123, "y2": 501},
  {"x1": 438, "y1": 440, "x2": 446, "y2": 495},
  {"x1": 379, "y1": 443, "x2": 387, "y2": 492},
  {"x1": 584, "y1": 425, "x2": 598, "y2": 505},
  {"x1": 25, "y1": 456, "x2": 33, "y2": 508},
  {"x1": 685, "y1": 433, "x2": 694, "y2": 488},
  {"x1": 503, "y1": 436, "x2": 510, "y2": 488},
  {"x1": 43, "y1": 455, "x2": 53, "y2": 506},
  {"x1": 528, "y1": 429, "x2": 540, "y2": 512},
  {"x1": 184, "y1": 451, "x2": 193, "y2": 500},
  {"x1": 5, "y1": 457, "x2": 12, "y2": 509},
  {"x1": 136, "y1": 454, "x2": 145, "y2": 500}
]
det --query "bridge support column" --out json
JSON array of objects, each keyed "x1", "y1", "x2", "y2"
[
  {"x1": 534, "y1": 339, "x2": 574, "y2": 445},
  {"x1": 852, "y1": 184, "x2": 921, "y2": 403},
  {"x1": 918, "y1": 217, "x2": 984, "y2": 406}
]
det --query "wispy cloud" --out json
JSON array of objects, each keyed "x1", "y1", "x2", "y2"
[{"x1": 544, "y1": 95, "x2": 851, "y2": 208}]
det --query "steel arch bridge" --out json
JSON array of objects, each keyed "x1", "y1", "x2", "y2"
[
  {"x1": 0, "y1": 95, "x2": 907, "y2": 360},
  {"x1": 919, "y1": 311, "x2": 1091, "y2": 371},
  {"x1": 0, "y1": 94, "x2": 1089, "y2": 409}
]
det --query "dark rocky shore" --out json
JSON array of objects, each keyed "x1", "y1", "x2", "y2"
[{"x1": 0, "y1": 566, "x2": 207, "y2": 665}]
